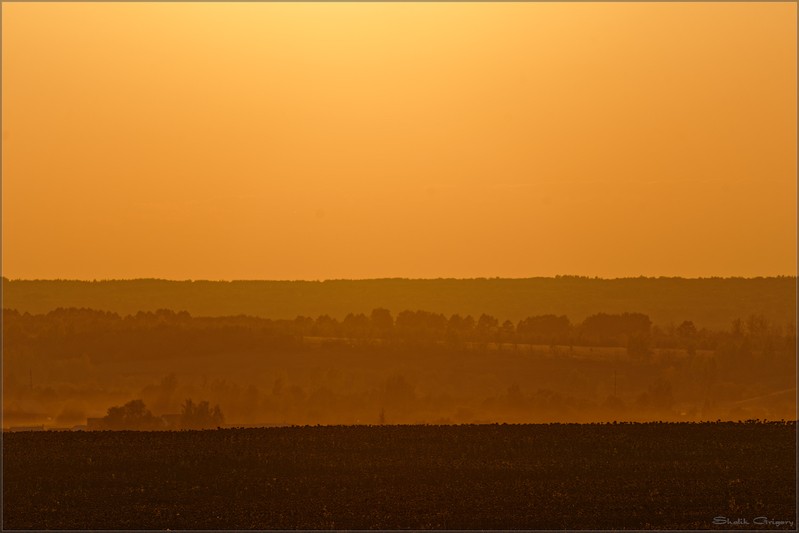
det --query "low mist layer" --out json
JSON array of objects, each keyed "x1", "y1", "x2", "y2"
[{"x1": 4, "y1": 304, "x2": 795, "y2": 429}]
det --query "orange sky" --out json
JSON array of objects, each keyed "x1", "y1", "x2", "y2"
[{"x1": 2, "y1": 2, "x2": 796, "y2": 280}]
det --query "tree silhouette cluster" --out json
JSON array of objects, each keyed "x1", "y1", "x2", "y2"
[
  {"x1": 98, "y1": 398, "x2": 224, "y2": 430},
  {"x1": 180, "y1": 399, "x2": 225, "y2": 429},
  {"x1": 100, "y1": 400, "x2": 162, "y2": 430}
]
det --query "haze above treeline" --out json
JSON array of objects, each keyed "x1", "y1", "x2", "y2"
[{"x1": 3, "y1": 276, "x2": 795, "y2": 330}]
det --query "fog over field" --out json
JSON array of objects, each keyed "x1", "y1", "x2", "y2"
[{"x1": 4, "y1": 277, "x2": 795, "y2": 430}]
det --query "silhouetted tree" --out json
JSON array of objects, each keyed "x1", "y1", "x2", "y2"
[
  {"x1": 102, "y1": 399, "x2": 162, "y2": 430},
  {"x1": 370, "y1": 308, "x2": 394, "y2": 337},
  {"x1": 445, "y1": 314, "x2": 476, "y2": 344},
  {"x1": 342, "y1": 313, "x2": 370, "y2": 339},
  {"x1": 294, "y1": 315, "x2": 314, "y2": 336},
  {"x1": 313, "y1": 314, "x2": 340, "y2": 337},
  {"x1": 476, "y1": 314, "x2": 499, "y2": 342},
  {"x1": 499, "y1": 320, "x2": 516, "y2": 347},
  {"x1": 180, "y1": 399, "x2": 224, "y2": 429},
  {"x1": 676, "y1": 320, "x2": 698, "y2": 355}
]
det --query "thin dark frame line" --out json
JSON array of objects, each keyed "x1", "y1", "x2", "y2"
[{"x1": 2, "y1": 0, "x2": 798, "y2": 3}]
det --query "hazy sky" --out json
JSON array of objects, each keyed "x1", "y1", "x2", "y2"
[{"x1": 2, "y1": 3, "x2": 796, "y2": 280}]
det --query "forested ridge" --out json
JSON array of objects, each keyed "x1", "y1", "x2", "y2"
[{"x1": 3, "y1": 276, "x2": 795, "y2": 330}]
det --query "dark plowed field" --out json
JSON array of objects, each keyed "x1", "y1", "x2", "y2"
[{"x1": 3, "y1": 423, "x2": 796, "y2": 529}]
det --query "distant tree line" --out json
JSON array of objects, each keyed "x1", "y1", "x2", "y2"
[
  {"x1": 3, "y1": 306, "x2": 795, "y2": 361},
  {"x1": 3, "y1": 308, "x2": 796, "y2": 355},
  {"x1": 4, "y1": 276, "x2": 795, "y2": 331}
]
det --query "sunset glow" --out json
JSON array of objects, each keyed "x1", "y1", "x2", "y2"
[{"x1": 3, "y1": 2, "x2": 796, "y2": 279}]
